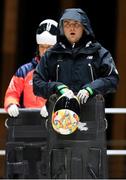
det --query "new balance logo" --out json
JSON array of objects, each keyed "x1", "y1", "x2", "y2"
[{"x1": 87, "y1": 56, "x2": 93, "y2": 59}]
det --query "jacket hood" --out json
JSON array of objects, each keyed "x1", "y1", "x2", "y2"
[{"x1": 58, "y1": 8, "x2": 95, "y2": 46}]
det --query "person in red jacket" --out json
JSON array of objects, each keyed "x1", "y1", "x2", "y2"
[{"x1": 4, "y1": 19, "x2": 58, "y2": 117}]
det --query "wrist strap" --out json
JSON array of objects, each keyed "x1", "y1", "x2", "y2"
[
  {"x1": 60, "y1": 88, "x2": 68, "y2": 95},
  {"x1": 57, "y1": 84, "x2": 68, "y2": 91},
  {"x1": 86, "y1": 87, "x2": 93, "y2": 96}
]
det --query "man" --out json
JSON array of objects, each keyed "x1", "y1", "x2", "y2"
[
  {"x1": 33, "y1": 8, "x2": 119, "y2": 104},
  {"x1": 4, "y1": 19, "x2": 58, "y2": 117}
]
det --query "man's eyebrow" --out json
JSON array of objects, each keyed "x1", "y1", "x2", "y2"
[{"x1": 64, "y1": 20, "x2": 80, "y2": 23}]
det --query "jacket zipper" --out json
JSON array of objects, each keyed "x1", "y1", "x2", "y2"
[
  {"x1": 56, "y1": 64, "x2": 60, "y2": 81},
  {"x1": 88, "y1": 63, "x2": 94, "y2": 81}
]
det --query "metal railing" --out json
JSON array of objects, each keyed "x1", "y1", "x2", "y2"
[
  {"x1": 1, "y1": 107, "x2": 126, "y2": 114},
  {"x1": 0, "y1": 108, "x2": 126, "y2": 156}
]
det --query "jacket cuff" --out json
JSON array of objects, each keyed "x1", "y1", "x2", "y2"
[
  {"x1": 56, "y1": 84, "x2": 68, "y2": 95},
  {"x1": 85, "y1": 87, "x2": 94, "y2": 96}
]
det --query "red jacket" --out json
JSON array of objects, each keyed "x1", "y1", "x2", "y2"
[{"x1": 4, "y1": 57, "x2": 46, "y2": 110}]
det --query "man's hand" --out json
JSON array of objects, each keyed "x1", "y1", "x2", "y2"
[
  {"x1": 7, "y1": 104, "x2": 19, "y2": 117},
  {"x1": 62, "y1": 89, "x2": 74, "y2": 99},
  {"x1": 56, "y1": 84, "x2": 74, "y2": 98},
  {"x1": 40, "y1": 105, "x2": 48, "y2": 118},
  {"x1": 77, "y1": 89, "x2": 89, "y2": 104}
]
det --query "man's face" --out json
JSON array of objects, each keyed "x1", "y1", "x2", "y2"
[
  {"x1": 39, "y1": 44, "x2": 53, "y2": 57},
  {"x1": 63, "y1": 19, "x2": 84, "y2": 45}
]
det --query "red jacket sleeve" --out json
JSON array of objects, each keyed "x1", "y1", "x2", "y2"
[{"x1": 4, "y1": 75, "x2": 24, "y2": 111}]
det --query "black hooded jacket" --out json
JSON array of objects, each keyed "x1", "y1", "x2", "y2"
[{"x1": 33, "y1": 8, "x2": 119, "y2": 99}]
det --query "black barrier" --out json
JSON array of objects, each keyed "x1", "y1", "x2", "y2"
[{"x1": 5, "y1": 94, "x2": 108, "y2": 179}]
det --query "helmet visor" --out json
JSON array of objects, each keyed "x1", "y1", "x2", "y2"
[{"x1": 36, "y1": 23, "x2": 57, "y2": 36}]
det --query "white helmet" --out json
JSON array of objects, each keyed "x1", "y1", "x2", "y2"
[{"x1": 36, "y1": 19, "x2": 58, "y2": 45}]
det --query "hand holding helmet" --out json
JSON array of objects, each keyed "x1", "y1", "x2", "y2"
[
  {"x1": 56, "y1": 84, "x2": 74, "y2": 98},
  {"x1": 77, "y1": 87, "x2": 93, "y2": 104},
  {"x1": 62, "y1": 89, "x2": 74, "y2": 99},
  {"x1": 7, "y1": 104, "x2": 19, "y2": 117},
  {"x1": 77, "y1": 89, "x2": 89, "y2": 104},
  {"x1": 40, "y1": 105, "x2": 48, "y2": 118}
]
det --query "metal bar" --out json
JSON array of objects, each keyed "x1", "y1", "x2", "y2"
[
  {"x1": 105, "y1": 108, "x2": 126, "y2": 114},
  {"x1": 0, "y1": 108, "x2": 6, "y2": 114},
  {"x1": 1, "y1": 108, "x2": 126, "y2": 114},
  {"x1": 0, "y1": 108, "x2": 41, "y2": 114},
  {"x1": 1, "y1": 150, "x2": 126, "y2": 156},
  {"x1": 0, "y1": 150, "x2": 5, "y2": 155},
  {"x1": 107, "y1": 150, "x2": 126, "y2": 155}
]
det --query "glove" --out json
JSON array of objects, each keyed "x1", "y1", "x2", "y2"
[
  {"x1": 56, "y1": 84, "x2": 74, "y2": 98},
  {"x1": 40, "y1": 105, "x2": 48, "y2": 118},
  {"x1": 77, "y1": 87, "x2": 94, "y2": 104},
  {"x1": 78, "y1": 122, "x2": 88, "y2": 131},
  {"x1": 56, "y1": 84, "x2": 69, "y2": 95},
  {"x1": 62, "y1": 89, "x2": 74, "y2": 99},
  {"x1": 7, "y1": 104, "x2": 19, "y2": 117},
  {"x1": 77, "y1": 89, "x2": 89, "y2": 104}
]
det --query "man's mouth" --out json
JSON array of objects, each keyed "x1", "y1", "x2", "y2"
[{"x1": 70, "y1": 32, "x2": 75, "y2": 35}]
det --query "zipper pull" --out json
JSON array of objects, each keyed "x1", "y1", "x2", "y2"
[
  {"x1": 88, "y1": 63, "x2": 94, "y2": 81},
  {"x1": 72, "y1": 43, "x2": 75, "y2": 48},
  {"x1": 56, "y1": 64, "x2": 60, "y2": 81}
]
